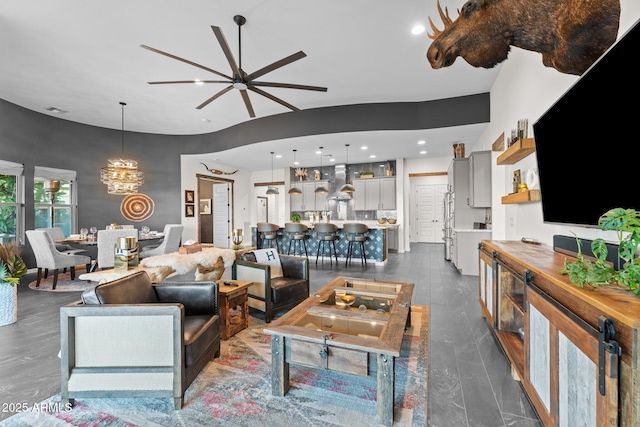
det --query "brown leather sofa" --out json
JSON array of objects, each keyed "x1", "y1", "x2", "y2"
[
  {"x1": 233, "y1": 251, "x2": 309, "y2": 322},
  {"x1": 60, "y1": 271, "x2": 220, "y2": 409}
]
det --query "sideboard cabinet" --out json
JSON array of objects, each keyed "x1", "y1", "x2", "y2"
[{"x1": 479, "y1": 240, "x2": 639, "y2": 427}]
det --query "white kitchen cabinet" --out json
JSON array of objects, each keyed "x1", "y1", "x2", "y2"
[
  {"x1": 290, "y1": 181, "x2": 329, "y2": 211},
  {"x1": 453, "y1": 229, "x2": 491, "y2": 275},
  {"x1": 352, "y1": 177, "x2": 396, "y2": 210},
  {"x1": 468, "y1": 151, "x2": 492, "y2": 207}
]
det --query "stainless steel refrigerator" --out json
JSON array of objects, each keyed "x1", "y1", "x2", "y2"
[{"x1": 443, "y1": 191, "x2": 454, "y2": 261}]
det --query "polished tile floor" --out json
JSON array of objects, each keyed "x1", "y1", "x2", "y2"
[{"x1": 0, "y1": 243, "x2": 542, "y2": 426}]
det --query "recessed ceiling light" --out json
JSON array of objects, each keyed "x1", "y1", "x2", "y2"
[
  {"x1": 361, "y1": 146, "x2": 368, "y2": 150},
  {"x1": 412, "y1": 25, "x2": 425, "y2": 35},
  {"x1": 418, "y1": 140, "x2": 426, "y2": 145},
  {"x1": 201, "y1": 118, "x2": 210, "y2": 123},
  {"x1": 370, "y1": 155, "x2": 376, "y2": 159},
  {"x1": 420, "y1": 150, "x2": 427, "y2": 154},
  {"x1": 276, "y1": 154, "x2": 282, "y2": 158}
]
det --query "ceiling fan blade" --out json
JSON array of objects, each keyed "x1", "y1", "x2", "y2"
[
  {"x1": 210, "y1": 26, "x2": 241, "y2": 78},
  {"x1": 251, "y1": 81, "x2": 327, "y2": 92},
  {"x1": 140, "y1": 44, "x2": 232, "y2": 80},
  {"x1": 196, "y1": 85, "x2": 234, "y2": 109},
  {"x1": 248, "y1": 85, "x2": 300, "y2": 112},
  {"x1": 147, "y1": 80, "x2": 230, "y2": 85},
  {"x1": 244, "y1": 51, "x2": 307, "y2": 81},
  {"x1": 238, "y1": 90, "x2": 256, "y2": 118}
]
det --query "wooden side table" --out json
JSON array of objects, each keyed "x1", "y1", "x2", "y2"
[{"x1": 217, "y1": 279, "x2": 253, "y2": 340}]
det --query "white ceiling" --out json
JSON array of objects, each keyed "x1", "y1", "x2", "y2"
[{"x1": 0, "y1": 0, "x2": 501, "y2": 171}]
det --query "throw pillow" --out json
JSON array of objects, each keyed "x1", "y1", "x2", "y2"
[
  {"x1": 195, "y1": 256, "x2": 225, "y2": 281},
  {"x1": 252, "y1": 248, "x2": 283, "y2": 278}
]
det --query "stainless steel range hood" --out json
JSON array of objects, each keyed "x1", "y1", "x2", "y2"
[{"x1": 328, "y1": 164, "x2": 352, "y2": 200}]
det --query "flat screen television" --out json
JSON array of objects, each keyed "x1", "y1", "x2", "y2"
[{"x1": 533, "y1": 18, "x2": 640, "y2": 228}]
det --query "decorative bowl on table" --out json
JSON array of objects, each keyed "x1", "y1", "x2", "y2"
[
  {"x1": 387, "y1": 219, "x2": 397, "y2": 224},
  {"x1": 339, "y1": 294, "x2": 356, "y2": 309},
  {"x1": 377, "y1": 218, "x2": 387, "y2": 224}
]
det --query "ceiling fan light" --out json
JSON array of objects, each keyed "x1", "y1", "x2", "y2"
[{"x1": 233, "y1": 81, "x2": 248, "y2": 90}]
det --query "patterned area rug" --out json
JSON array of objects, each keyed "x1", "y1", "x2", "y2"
[
  {"x1": 1, "y1": 306, "x2": 429, "y2": 426},
  {"x1": 27, "y1": 270, "x2": 96, "y2": 292}
]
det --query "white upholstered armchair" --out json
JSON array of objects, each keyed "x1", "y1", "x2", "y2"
[{"x1": 25, "y1": 230, "x2": 92, "y2": 289}]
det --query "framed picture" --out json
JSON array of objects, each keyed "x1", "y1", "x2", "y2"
[
  {"x1": 199, "y1": 199, "x2": 211, "y2": 215},
  {"x1": 185, "y1": 204, "x2": 195, "y2": 217},
  {"x1": 185, "y1": 190, "x2": 195, "y2": 204}
]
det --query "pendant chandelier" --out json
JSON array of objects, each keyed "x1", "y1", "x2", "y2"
[
  {"x1": 314, "y1": 146, "x2": 329, "y2": 194},
  {"x1": 288, "y1": 149, "x2": 302, "y2": 195},
  {"x1": 266, "y1": 151, "x2": 279, "y2": 195},
  {"x1": 340, "y1": 144, "x2": 355, "y2": 193},
  {"x1": 100, "y1": 102, "x2": 144, "y2": 195}
]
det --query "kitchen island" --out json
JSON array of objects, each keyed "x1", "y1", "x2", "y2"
[{"x1": 250, "y1": 222, "x2": 397, "y2": 264}]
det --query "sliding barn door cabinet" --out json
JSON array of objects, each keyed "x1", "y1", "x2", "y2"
[{"x1": 479, "y1": 240, "x2": 640, "y2": 427}]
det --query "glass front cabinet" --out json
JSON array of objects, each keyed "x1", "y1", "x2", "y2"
[{"x1": 479, "y1": 241, "x2": 623, "y2": 427}]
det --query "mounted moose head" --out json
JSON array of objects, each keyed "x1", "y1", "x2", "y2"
[{"x1": 426, "y1": 0, "x2": 620, "y2": 75}]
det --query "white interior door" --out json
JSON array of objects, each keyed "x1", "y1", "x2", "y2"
[
  {"x1": 410, "y1": 180, "x2": 448, "y2": 243},
  {"x1": 213, "y1": 183, "x2": 230, "y2": 248}
]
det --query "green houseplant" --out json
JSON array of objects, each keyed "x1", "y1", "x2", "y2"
[
  {"x1": 562, "y1": 208, "x2": 640, "y2": 296},
  {"x1": 291, "y1": 213, "x2": 301, "y2": 223},
  {"x1": 0, "y1": 242, "x2": 28, "y2": 326}
]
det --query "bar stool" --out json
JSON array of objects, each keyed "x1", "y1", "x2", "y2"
[
  {"x1": 314, "y1": 223, "x2": 339, "y2": 265},
  {"x1": 257, "y1": 222, "x2": 280, "y2": 252},
  {"x1": 344, "y1": 223, "x2": 369, "y2": 266},
  {"x1": 284, "y1": 222, "x2": 309, "y2": 257}
]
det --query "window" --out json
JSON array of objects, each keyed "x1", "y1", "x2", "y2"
[
  {"x1": 0, "y1": 160, "x2": 24, "y2": 244},
  {"x1": 34, "y1": 167, "x2": 77, "y2": 236}
]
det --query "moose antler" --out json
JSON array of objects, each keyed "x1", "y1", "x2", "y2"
[{"x1": 427, "y1": 0, "x2": 458, "y2": 39}]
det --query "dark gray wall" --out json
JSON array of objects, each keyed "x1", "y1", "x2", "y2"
[{"x1": 0, "y1": 93, "x2": 489, "y2": 236}]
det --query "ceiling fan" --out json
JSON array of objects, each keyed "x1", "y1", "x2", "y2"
[{"x1": 140, "y1": 15, "x2": 327, "y2": 117}]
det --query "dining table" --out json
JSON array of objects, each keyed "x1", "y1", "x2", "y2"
[{"x1": 56, "y1": 232, "x2": 165, "y2": 271}]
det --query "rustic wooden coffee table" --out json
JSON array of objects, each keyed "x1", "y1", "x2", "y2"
[
  {"x1": 263, "y1": 276, "x2": 413, "y2": 427},
  {"x1": 217, "y1": 279, "x2": 253, "y2": 340}
]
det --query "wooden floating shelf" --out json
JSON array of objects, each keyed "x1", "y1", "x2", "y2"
[
  {"x1": 501, "y1": 190, "x2": 541, "y2": 204},
  {"x1": 496, "y1": 138, "x2": 536, "y2": 165}
]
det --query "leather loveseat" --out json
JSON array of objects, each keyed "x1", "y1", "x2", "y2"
[{"x1": 60, "y1": 271, "x2": 220, "y2": 409}]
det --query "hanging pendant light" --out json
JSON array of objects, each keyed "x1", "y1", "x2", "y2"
[
  {"x1": 100, "y1": 102, "x2": 144, "y2": 195},
  {"x1": 266, "y1": 151, "x2": 279, "y2": 195},
  {"x1": 288, "y1": 149, "x2": 302, "y2": 195},
  {"x1": 340, "y1": 143, "x2": 355, "y2": 193},
  {"x1": 315, "y1": 146, "x2": 329, "y2": 194}
]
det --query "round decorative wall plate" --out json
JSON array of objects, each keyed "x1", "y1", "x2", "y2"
[{"x1": 120, "y1": 194, "x2": 155, "y2": 222}]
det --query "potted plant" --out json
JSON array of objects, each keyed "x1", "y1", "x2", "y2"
[
  {"x1": 0, "y1": 242, "x2": 28, "y2": 326},
  {"x1": 291, "y1": 213, "x2": 301, "y2": 223},
  {"x1": 562, "y1": 208, "x2": 640, "y2": 296},
  {"x1": 359, "y1": 171, "x2": 374, "y2": 179}
]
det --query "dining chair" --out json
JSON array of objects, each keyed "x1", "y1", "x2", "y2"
[
  {"x1": 343, "y1": 223, "x2": 369, "y2": 266},
  {"x1": 139, "y1": 224, "x2": 184, "y2": 258},
  {"x1": 25, "y1": 230, "x2": 92, "y2": 289},
  {"x1": 38, "y1": 227, "x2": 87, "y2": 256},
  {"x1": 96, "y1": 229, "x2": 138, "y2": 270}
]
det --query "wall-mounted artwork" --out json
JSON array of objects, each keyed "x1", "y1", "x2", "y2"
[
  {"x1": 426, "y1": 0, "x2": 620, "y2": 75},
  {"x1": 185, "y1": 204, "x2": 195, "y2": 217},
  {"x1": 185, "y1": 190, "x2": 195, "y2": 204},
  {"x1": 199, "y1": 199, "x2": 211, "y2": 215}
]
